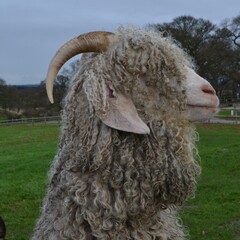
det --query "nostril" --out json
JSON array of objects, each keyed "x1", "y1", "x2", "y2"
[{"x1": 202, "y1": 84, "x2": 216, "y2": 95}]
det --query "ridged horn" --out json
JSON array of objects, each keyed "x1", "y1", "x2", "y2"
[{"x1": 46, "y1": 31, "x2": 115, "y2": 103}]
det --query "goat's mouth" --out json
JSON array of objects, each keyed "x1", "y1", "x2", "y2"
[
  {"x1": 187, "y1": 104, "x2": 219, "y2": 113},
  {"x1": 185, "y1": 104, "x2": 219, "y2": 121}
]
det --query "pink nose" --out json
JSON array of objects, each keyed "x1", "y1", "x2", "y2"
[{"x1": 201, "y1": 84, "x2": 216, "y2": 96}]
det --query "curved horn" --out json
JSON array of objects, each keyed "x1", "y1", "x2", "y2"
[{"x1": 46, "y1": 31, "x2": 115, "y2": 103}]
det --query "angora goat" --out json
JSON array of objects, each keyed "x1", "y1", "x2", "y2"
[{"x1": 32, "y1": 27, "x2": 219, "y2": 240}]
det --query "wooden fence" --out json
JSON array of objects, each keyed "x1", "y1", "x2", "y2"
[
  {"x1": 0, "y1": 115, "x2": 239, "y2": 126},
  {"x1": 0, "y1": 116, "x2": 61, "y2": 126}
]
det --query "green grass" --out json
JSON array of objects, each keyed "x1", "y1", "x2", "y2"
[
  {"x1": 182, "y1": 124, "x2": 240, "y2": 239},
  {"x1": 0, "y1": 124, "x2": 60, "y2": 240},
  {"x1": 0, "y1": 123, "x2": 239, "y2": 239},
  {"x1": 218, "y1": 109, "x2": 232, "y2": 117}
]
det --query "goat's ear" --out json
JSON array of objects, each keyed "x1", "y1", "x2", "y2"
[{"x1": 100, "y1": 86, "x2": 150, "y2": 134}]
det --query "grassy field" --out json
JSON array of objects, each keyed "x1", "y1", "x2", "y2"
[
  {"x1": 0, "y1": 123, "x2": 239, "y2": 240},
  {"x1": 0, "y1": 124, "x2": 59, "y2": 240},
  {"x1": 182, "y1": 124, "x2": 240, "y2": 239}
]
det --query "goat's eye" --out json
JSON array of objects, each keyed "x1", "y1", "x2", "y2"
[{"x1": 109, "y1": 87, "x2": 115, "y2": 98}]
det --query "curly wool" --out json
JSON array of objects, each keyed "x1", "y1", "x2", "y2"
[{"x1": 32, "y1": 27, "x2": 200, "y2": 240}]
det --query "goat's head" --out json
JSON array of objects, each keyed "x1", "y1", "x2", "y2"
[{"x1": 46, "y1": 29, "x2": 219, "y2": 134}]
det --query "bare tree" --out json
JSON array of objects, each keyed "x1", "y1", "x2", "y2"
[
  {"x1": 151, "y1": 15, "x2": 216, "y2": 58},
  {"x1": 222, "y1": 15, "x2": 240, "y2": 48},
  {"x1": 0, "y1": 78, "x2": 6, "y2": 86},
  {"x1": 151, "y1": 15, "x2": 240, "y2": 102}
]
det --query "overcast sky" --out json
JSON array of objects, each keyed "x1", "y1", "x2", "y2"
[{"x1": 1, "y1": 0, "x2": 240, "y2": 85}]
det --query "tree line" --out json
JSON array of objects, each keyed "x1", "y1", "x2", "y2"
[
  {"x1": 150, "y1": 15, "x2": 240, "y2": 103},
  {"x1": 0, "y1": 65, "x2": 75, "y2": 119},
  {"x1": 0, "y1": 15, "x2": 240, "y2": 119}
]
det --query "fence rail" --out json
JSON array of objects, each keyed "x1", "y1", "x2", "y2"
[
  {"x1": 0, "y1": 116, "x2": 61, "y2": 126},
  {"x1": 0, "y1": 115, "x2": 240, "y2": 126},
  {"x1": 208, "y1": 117, "x2": 240, "y2": 124}
]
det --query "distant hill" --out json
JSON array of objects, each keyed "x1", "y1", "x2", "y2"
[{"x1": 15, "y1": 84, "x2": 41, "y2": 89}]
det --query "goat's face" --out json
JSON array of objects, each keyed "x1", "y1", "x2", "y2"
[
  {"x1": 98, "y1": 65, "x2": 219, "y2": 134},
  {"x1": 183, "y1": 67, "x2": 219, "y2": 121},
  {"x1": 45, "y1": 29, "x2": 219, "y2": 135}
]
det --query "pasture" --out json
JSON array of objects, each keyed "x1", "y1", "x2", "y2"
[{"x1": 0, "y1": 123, "x2": 239, "y2": 240}]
